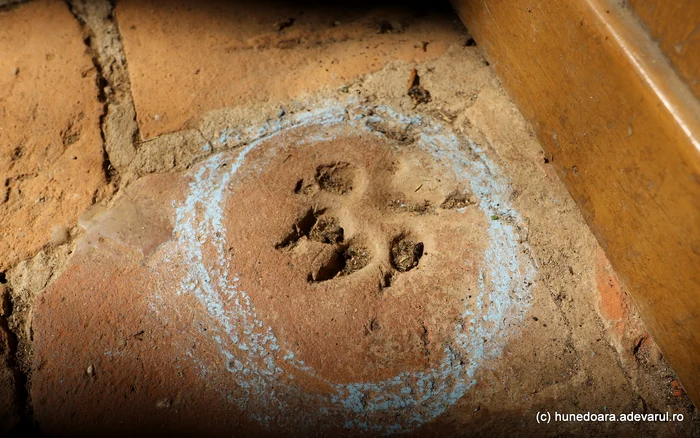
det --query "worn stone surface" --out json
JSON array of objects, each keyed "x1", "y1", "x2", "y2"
[
  {"x1": 32, "y1": 103, "x2": 533, "y2": 435},
  {"x1": 31, "y1": 68, "x2": 699, "y2": 438},
  {"x1": 0, "y1": 0, "x2": 111, "y2": 271},
  {"x1": 115, "y1": 0, "x2": 465, "y2": 138},
  {"x1": 0, "y1": 1, "x2": 111, "y2": 433}
]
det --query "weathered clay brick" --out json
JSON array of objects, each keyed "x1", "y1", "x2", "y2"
[
  {"x1": 116, "y1": 0, "x2": 465, "y2": 138},
  {"x1": 19, "y1": 2, "x2": 699, "y2": 435},
  {"x1": 31, "y1": 105, "x2": 534, "y2": 435},
  {"x1": 0, "y1": 0, "x2": 110, "y2": 270}
]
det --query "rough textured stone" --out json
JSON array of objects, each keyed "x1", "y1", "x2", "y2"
[
  {"x1": 8, "y1": 1, "x2": 698, "y2": 435},
  {"x1": 0, "y1": 0, "x2": 110, "y2": 270},
  {"x1": 115, "y1": 0, "x2": 465, "y2": 138},
  {"x1": 31, "y1": 95, "x2": 700, "y2": 435},
  {"x1": 32, "y1": 100, "x2": 545, "y2": 435}
]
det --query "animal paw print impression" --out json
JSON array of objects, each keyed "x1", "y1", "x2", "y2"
[
  {"x1": 277, "y1": 162, "x2": 375, "y2": 283},
  {"x1": 277, "y1": 160, "x2": 427, "y2": 288}
]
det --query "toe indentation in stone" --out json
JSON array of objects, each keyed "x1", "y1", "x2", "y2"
[
  {"x1": 309, "y1": 238, "x2": 371, "y2": 282},
  {"x1": 309, "y1": 216, "x2": 344, "y2": 244},
  {"x1": 315, "y1": 162, "x2": 356, "y2": 195},
  {"x1": 341, "y1": 240, "x2": 371, "y2": 276},
  {"x1": 391, "y1": 236, "x2": 424, "y2": 272},
  {"x1": 275, "y1": 208, "x2": 319, "y2": 249},
  {"x1": 276, "y1": 209, "x2": 344, "y2": 249}
]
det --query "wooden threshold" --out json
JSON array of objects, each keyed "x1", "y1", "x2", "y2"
[{"x1": 452, "y1": 0, "x2": 700, "y2": 405}]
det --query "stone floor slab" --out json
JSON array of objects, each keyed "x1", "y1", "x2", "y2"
[
  {"x1": 0, "y1": 0, "x2": 110, "y2": 270},
  {"x1": 9, "y1": 1, "x2": 699, "y2": 435},
  {"x1": 31, "y1": 95, "x2": 699, "y2": 435},
  {"x1": 116, "y1": 0, "x2": 465, "y2": 138}
]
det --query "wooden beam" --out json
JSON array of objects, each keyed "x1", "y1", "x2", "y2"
[
  {"x1": 452, "y1": 0, "x2": 700, "y2": 405},
  {"x1": 627, "y1": 0, "x2": 700, "y2": 101}
]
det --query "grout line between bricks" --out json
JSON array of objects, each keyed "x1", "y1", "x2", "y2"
[{"x1": 66, "y1": 0, "x2": 141, "y2": 191}]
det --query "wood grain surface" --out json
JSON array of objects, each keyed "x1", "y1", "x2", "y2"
[
  {"x1": 452, "y1": 0, "x2": 700, "y2": 405},
  {"x1": 628, "y1": 0, "x2": 700, "y2": 100}
]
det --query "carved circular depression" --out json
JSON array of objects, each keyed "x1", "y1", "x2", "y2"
[{"x1": 168, "y1": 103, "x2": 536, "y2": 434}]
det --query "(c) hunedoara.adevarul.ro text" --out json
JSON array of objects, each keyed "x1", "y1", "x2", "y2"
[{"x1": 536, "y1": 411, "x2": 685, "y2": 424}]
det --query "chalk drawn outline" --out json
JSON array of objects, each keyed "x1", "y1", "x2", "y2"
[{"x1": 167, "y1": 101, "x2": 536, "y2": 434}]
